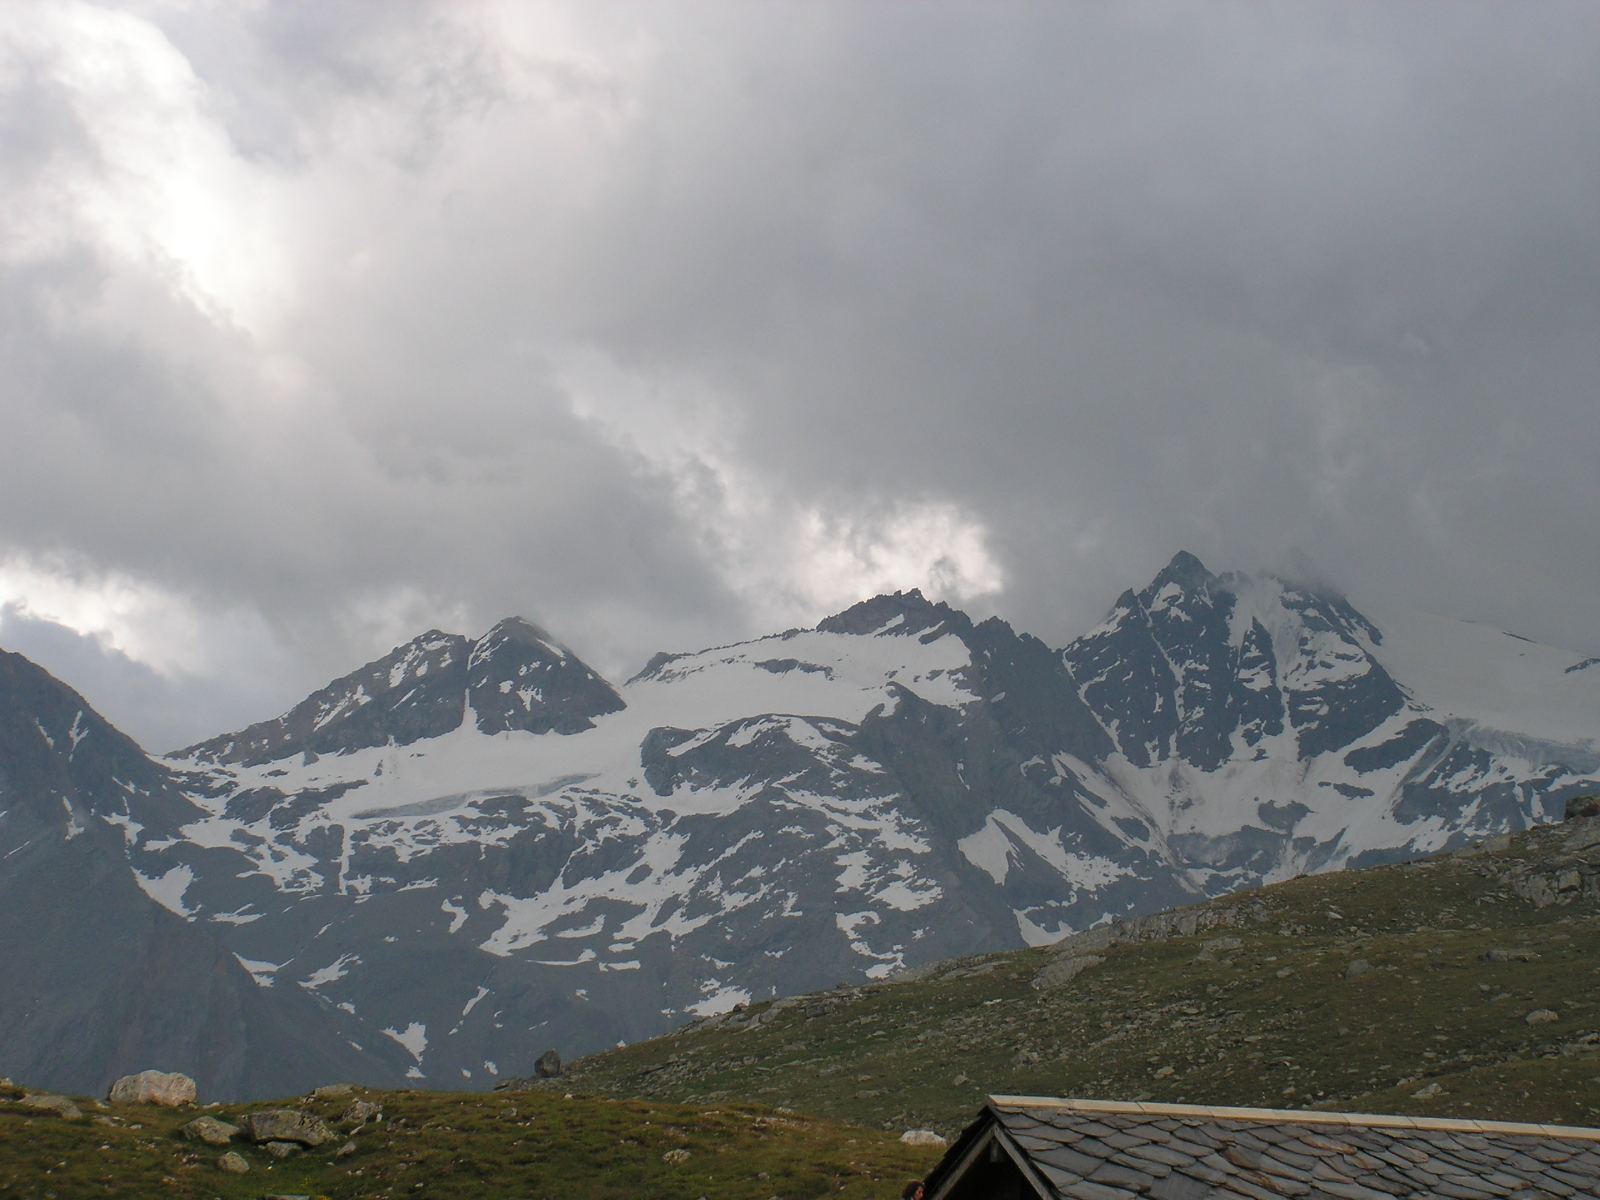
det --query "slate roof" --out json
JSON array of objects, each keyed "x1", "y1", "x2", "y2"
[{"x1": 923, "y1": 1095, "x2": 1600, "y2": 1200}]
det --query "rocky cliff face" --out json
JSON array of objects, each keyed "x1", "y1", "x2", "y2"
[
  {"x1": 0, "y1": 650, "x2": 413, "y2": 1101},
  {"x1": 4, "y1": 561, "x2": 1598, "y2": 1099}
]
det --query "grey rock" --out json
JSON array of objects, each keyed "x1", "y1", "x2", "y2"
[
  {"x1": 239, "y1": 1108, "x2": 336, "y2": 1147},
  {"x1": 1344, "y1": 959, "x2": 1372, "y2": 979},
  {"x1": 217, "y1": 1151, "x2": 250, "y2": 1174},
  {"x1": 264, "y1": 1140, "x2": 302, "y2": 1158},
  {"x1": 341, "y1": 1098, "x2": 382, "y2": 1124},
  {"x1": 336, "y1": 1139, "x2": 358, "y2": 1158},
  {"x1": 1526, "y1": 1009, "x2": 1560, "y2": 1026},
  {"x1": 1034, "y1": 955, "x2": 1105, "y2": 990},
  {"x1": 535, "y1": 1049, "x2": 563, "y2": 1078},
  {"x1": 181, "y1": 1115, "x2": 240, "y2": 1145},
  {"x1": 22, "y1": 1093, "x2": 82, "y2": 1119},
  {"x1": 108, "y1": 1071, "x2": 195, "y2": 1107},
  {"x1": 311, "y1": 1084, "x2": 353, "y2": 1099},
  {"x1": 1483, "y1": 947, "x2": 1540, "y2": 962},
  {"x1": 1565, "y1": 794, "x2": 1600, "y2": 822}
]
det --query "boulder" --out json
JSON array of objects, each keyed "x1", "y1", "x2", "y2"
[
  {"x1": 1344, "y1": 959, "x2": 1372, "y2": 980},
  {"x1": 217, "y1": 1151, "x2": 249, "y2": 1174},
  {"x1": 1526, "y1": 1009, "x2": 1560, "y2": 1026},
  {"x1": 264, "y1": 1140, "x2": 302, "y2": 1158},
  {"x1": 902, "y1": 1130, "x2": 948, "y2": 1147},
  {"x1": 181, "y1": 1115, "x2": 240, "y2": 1145},
  {"x1": 312, "y1": 1084, "x2": 353, "y2": 1100},
  {"x1": 342, "y1": 1098, "x2": 382, "y2": 1124},
  {"x1": 535, "y1": 1049, "x2": 563, "y2": 1078},
  {"x1": 238, "y1": 1108, "x2": 336, "y2": 1147},
  {"x1": 108, "y1": 1070, "x2": 196, "y2": 1107},
  {"x1": 1565, "y1": 794, "x2": 1600, "y2": 822},
  {"x1": 1483, "y1": 947, "x2": 1540, "y2": 962},
  {"x1": 1194, "y1": 936, "x2": 1245, "y2": 963},
  {"x1": 23, "y1": 1093, "x2": 82, "y2": 1119},
  {"x1": 1032, "y1": 954, "x2": 1104, "y2": 990}
]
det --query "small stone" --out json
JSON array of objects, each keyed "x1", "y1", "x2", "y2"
[
  {"x1": 1153, "y1": 1066, "x2": 1175, "y2": 1079},
  {"x1": 1411, "y1": 1082, "x2": 1443, "y2": 1099},
  {"x1": 1483, "y1": 947, "x2": 1540, "y2": 962},
  {"x1": 535, "y1": 1049, "x2": 563, "y2": 1078},
  {"x1": 1527, "y1": 1009, "x2": 1560, "y2": 1026},
  {"x1": 342, "y1": 1098, "x2": 383, "y2": 1124},
  {"x1": 951, "y1": 1074, "x2": 970, "y2": 1087},
  {"x1": 1345, "y1": 959, "x2": 1372, "y2": 980},
  {"x1": 264, "y1": 1140, "x2": 302, "y2": 1158},
  {"x1": 336, "y1": 1140, "x2": 358, "y2": 1158},
  {"x1": 663, "y1": 1147, "x2": 691, "y2": 1164},
  {"x1": 107, "y1": 1071, "x2": 196, "y2": 1107},
  {"x1": 181, "y1": 1115, "x2": 240, "y2": 1146},
  {"x1": 311, "y1": 1084, "x2": 354, "y2": 1100},
  {"x1": 217, "y1": 1151, "x2": 249, "y2": 1174},
  {"x1": 901, "y1": 1129, "x2": 947, "y2": 1146},
  {"x1": 1275, "y1": 967, "x2": 1295, "y2": 979}
]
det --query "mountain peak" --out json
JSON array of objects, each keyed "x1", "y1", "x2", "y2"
[
  {"x1": 482, "y1": 616, "x2": 560, "y2": 647},
  {"x1": 816, "y1": 589, "x2": 973, "y2": 641},
  {"x1": 1147, "y1": 551, "x2": 1217, "y2": 597}
]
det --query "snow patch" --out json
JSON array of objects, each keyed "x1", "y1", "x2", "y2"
[
  {"x1": 383, "y1": 1022, "x2": 428, "y2": 1062},
  {"x1": 134, "y1": 864, "x2": 195, "y2": 917},
  {"x1": 234, "y1": 955, "x2": 283, "y2": 987}
]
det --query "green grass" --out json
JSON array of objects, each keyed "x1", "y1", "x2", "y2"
[
  {"x1": 555, "y1": 818, "x2": 1600, "y2": 1134},
  {"x1": 0, "y1": 1088, "x2": 943, "y2": 1199}
]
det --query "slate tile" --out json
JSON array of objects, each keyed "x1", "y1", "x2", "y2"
[
  {"x1": 1528, "y1": 1147, "x2": 1575, "y2": 1165},
  {"x1": 1104, "y1": 1132, "x2": 1152, "y2": 1150},
  {"x1": 1065, "y1": 1180, "x2": 1138, "y2": 1200},
  {"x1": 1090, "y1": 1161, "x2": 1159, "y2": 1191},
  {"x1": 1036, "y1": 1144, "x2": 1106, "y2": 1176},
  {"x1": 1260, "y1": 1145, "x2": 1319, "y2": 1172},
  {"x1": 1124, "y1": 1142, "x2": 1196, "y2": 1169},
  {"x1": 1110, "y1": 1151, "x2": 1171, "y2": 1178},
  {"x1": 1146, "y1": 1174, "x2": 1210, "y2": 1200}
]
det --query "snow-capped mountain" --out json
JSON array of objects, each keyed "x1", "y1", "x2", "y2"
[{"x1": 3, "y1": 555, "x2": 1597, "y2": 1099}]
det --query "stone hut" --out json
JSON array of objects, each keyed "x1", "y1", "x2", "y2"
[{"x1": 922, "y1": 1095, "x2": 1600, "y2": 1199}]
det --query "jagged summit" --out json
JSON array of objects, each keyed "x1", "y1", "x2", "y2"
[
  {"x1": 816, "y1": 588, "x2": 974, "y2": 641},
  {"x1": 180, "y1": 618, "x2": 623, "y2": 766}
]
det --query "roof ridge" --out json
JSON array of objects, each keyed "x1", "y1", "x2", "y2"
[{"x1": 986, "y1": 1095, "x2": 1600, "y2": 1142}]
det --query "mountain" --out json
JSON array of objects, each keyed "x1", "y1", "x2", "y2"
[
  {"x1": 3, "y1": 554, "x2": 1598, "y2": 1099},
  {"x1": 0, "y1": 649, "x2": 414, "y2": 1100}
]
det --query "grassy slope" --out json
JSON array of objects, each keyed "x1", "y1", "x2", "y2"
[
  {"x1": 556, "y1": 816, "x2": 1600, "y2": 1135},
  {"x1": 0, "y1": 1088, "x2": 941, "y2": 1199}
]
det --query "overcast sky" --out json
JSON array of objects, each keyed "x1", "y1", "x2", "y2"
[{"x1": 1, "y1": 1, "x2": 1598, "y2": 751}]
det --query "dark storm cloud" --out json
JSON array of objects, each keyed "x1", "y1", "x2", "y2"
[{"x1": 1, "y1": 1, "x2": 1597, "y2": 747}]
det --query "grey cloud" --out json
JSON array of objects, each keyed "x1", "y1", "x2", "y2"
[{"x1": 2, "y1": 2, "x2": 1598, "y2": 747}]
